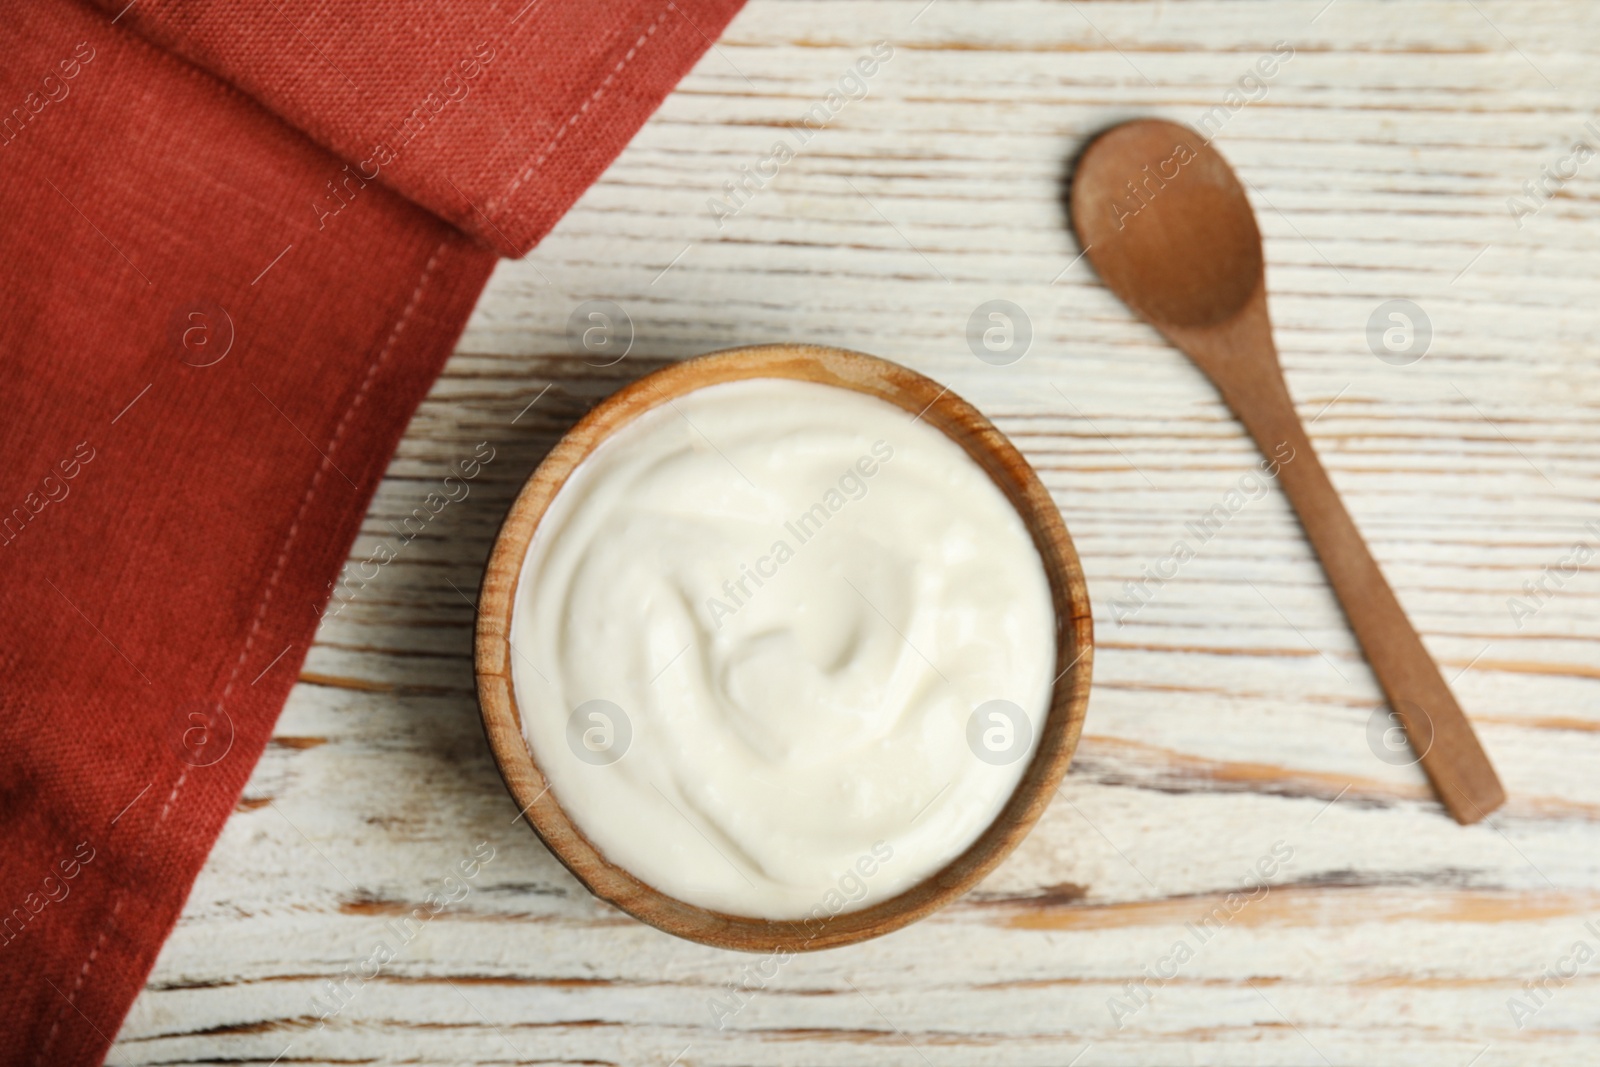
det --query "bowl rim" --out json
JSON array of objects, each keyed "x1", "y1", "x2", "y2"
[{"x1": 474, "y1": 343, "x2": 1093, "y2": 952}]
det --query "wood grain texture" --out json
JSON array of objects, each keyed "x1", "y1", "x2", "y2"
[{"x1": 111, "y1": 1, "x2": 1600, "y2": 1064}]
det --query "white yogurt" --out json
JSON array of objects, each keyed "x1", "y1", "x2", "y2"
[{"x1": 511, "y1": 377, "x2": 1055, "y2": 919}]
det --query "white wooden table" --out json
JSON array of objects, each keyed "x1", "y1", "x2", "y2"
[{"x1": 112, "y1": 2, "x2": 1600, "y2": 1063}]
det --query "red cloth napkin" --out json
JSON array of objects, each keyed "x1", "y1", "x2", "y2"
[
  {"x1": 0, "y1": 0, "x2": 740, "y2": 1062},
  {"x1": 83, "y1": 0, "x2": 742, "y2": 256}
]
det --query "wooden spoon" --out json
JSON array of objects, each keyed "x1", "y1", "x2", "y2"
[{"x1": 1070, "y1": 118, "x2": 1504, "y2": 824}]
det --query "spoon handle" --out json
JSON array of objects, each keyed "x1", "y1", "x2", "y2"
[{"x1": 1201, "y1": 322, "x2": 1506, "y2": 824}]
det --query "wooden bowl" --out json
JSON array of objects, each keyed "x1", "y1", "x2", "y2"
[{"x1": 475, "y1": 344, "x2": 1093, "y2": 952}]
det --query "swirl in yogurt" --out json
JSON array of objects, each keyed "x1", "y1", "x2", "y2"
[{"x1": 511, "y1": 377, "x2": 1054, "y2": 919}]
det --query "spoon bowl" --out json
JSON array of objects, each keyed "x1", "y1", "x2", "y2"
[{"x1": 1072, "y1": 121, "x2": 1262, "y2": 329}]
